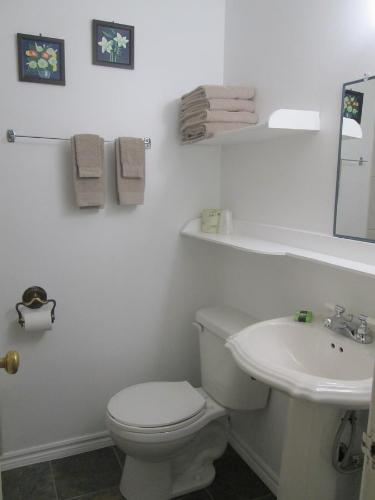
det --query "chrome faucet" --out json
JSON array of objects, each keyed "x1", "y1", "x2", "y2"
[{"x1": 324, "y1": 305, "x2": 373, "y2": 344}]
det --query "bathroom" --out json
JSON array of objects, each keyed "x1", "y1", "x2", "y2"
[{"x1": 1, "y1": 0, "x2": 375, "y2": 499}]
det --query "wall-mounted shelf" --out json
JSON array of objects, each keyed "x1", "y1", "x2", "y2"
[
  {"x1": 194, "y1": 109, "x2": 320, "y2": 146},
  {"x1": 181, "y1": 219, "x2": 375, "y2": 278},
  {"x1": 342, "y1": 117, "x2": 363, "y2": 140}
]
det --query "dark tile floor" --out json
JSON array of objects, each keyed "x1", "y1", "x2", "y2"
[{"x1": 2, "y1": 445, "x2": 276, "y2": 500}]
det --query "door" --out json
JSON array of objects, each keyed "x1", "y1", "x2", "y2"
[
  {"x1": 0, "y1": 351, "x2": 20, "y2": 500},
  {"x1": 360, "y1": 359, "x2": 375, "y2": 499}
]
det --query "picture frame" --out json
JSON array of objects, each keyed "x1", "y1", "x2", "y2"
[
  {"x1": 92, "y1": 20, "x2": 134, "y2": 69},
  {"x1": 17, "y1": 33, "x2": 65, "y2": 85},
  {"x1": 343, "y1": 89, "x2": 363, "y2": 124}
]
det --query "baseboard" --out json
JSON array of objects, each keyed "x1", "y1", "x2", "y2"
[
  {"x1": 1, "y1": 425, "x2": 280, "y2": 491},
  {"x1": 229, "y1": 429, "x2": 279, "y2": 496},
  {"x1": 0, "y1": 431, "x2": 113, "y2": 471}
]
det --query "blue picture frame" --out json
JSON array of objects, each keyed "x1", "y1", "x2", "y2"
[
  {"x1": 92, "y1": 20, "x2": 134, "y2": 70},
  {"x1": 17, "y1": 33, "x2": 65, "y2": 85}
]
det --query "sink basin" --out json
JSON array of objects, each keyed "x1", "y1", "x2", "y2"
[{"x1": 226, "y1": 317, "x2": 375, "y2": 407}]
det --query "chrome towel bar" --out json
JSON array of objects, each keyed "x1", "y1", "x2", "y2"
[{"x1": 6, "y1": 129, "x2": 152, "y2": 149}]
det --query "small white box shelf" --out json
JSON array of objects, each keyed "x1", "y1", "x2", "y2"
[{"x1": 342, "y1": 117, "x2": 363, "y2": 140}]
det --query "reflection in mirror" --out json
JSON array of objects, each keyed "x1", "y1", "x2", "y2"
[{"x1": 334, "y1": 77, "x2": 375, "y2": 242}]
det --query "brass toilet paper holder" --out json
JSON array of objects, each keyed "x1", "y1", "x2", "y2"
[{"x1": 15, "y1": 286, "x2": 56, "y2": 327}]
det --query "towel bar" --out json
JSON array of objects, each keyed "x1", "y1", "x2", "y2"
[{"x1": 6, "y1": 129, "x2": 152, "y2": 149}]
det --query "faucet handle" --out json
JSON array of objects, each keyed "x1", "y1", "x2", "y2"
[
  {"x1": 358, "y1": 314, "x2": 368, "y2": 330},
  {"x1": 355, "y1": 314, "x2": 372, "y2": 343},
  {"x1": 358, "y1": 313, "x2": 368, "y2": 323},
  {"x1": 335, "y1": 305, "x2": 346, "y2": 317}
]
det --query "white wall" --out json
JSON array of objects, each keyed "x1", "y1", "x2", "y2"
[
  {"x1": 0, "y1": 0, "x2": 225, "y2": 455},
  {"x1": 220, "y1": 0, "x2": 375, "y2": 480}
]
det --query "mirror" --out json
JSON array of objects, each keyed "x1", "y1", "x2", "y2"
[{"x1": 334, "y1": 77, "x2": 375, "y2": 242}]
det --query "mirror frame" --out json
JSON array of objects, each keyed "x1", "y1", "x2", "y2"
[{"x1": 333, "y1": 75, "x2": 375, "y2": 243}]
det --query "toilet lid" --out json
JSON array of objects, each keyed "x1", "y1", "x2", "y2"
[{"x1": 107, "y1": 381, "x2": 206, "y2": 428}]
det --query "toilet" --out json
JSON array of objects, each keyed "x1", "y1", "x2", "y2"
[{"x1": 106, "y1": 306, "x2": 269, "y2": 500}]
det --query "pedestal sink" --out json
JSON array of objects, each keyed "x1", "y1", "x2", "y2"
[
  {"x1": 226, "y1": 317, "x2": 375, "y2": 407},
  {"x1": 226, "y1": 317, "x2": 375, "y2": 500}
]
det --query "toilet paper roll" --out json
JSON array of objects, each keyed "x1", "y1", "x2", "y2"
[{"x1": 22, "y1": 309, "x2": 53, "y2": 332}]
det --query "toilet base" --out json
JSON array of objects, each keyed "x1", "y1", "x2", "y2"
[
  {"x1": 121, "y1": 458, "x2": 172, "y2": 500},
  {"x1": 171, "y1": 462, "x2": 215, "y2": 498},
  {"x1": 120, "y1": 418, "x2": 228, "y2": 500}
]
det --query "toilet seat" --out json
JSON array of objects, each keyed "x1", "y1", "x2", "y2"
[
  {"x1": 107, "y1": 381, "x2": 206, "y2": 432},
  {"x1": 106, "y1": 386, "x2": 227, "y2": 444}
]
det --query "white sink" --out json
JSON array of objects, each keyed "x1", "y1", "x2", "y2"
[{"x1": 226, "y1": 317, "x2": 375, "y2": 407}]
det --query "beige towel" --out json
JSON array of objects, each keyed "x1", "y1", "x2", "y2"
[
  {"x1": 181, "y1": 98, "x2": 256, "y2": 113},
  {"x1": 182, "y1": 85, "x2": 255, "y2": 102},
  {"x1": 74, "y1": 134, "x2": 103, "y2": 178},
  {"x1": 118, "y1": 137, "x2": 145, "y2": 178},
  {"x1": 180, "y1": 110, "x2": 258, "y2": 131},
  {"x1": 71, "y1": 136, "x2": 104, "y2": 208},
  {"x1": 182, "y1": 122, "x2": 250, "y2": 144},
  {"x1": 116, "y1": 139, "x2": 145, "y2": 205}
]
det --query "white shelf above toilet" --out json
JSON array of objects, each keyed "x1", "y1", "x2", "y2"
[
  {"x1": 181, "y1": 218, "x2": 375, "y2": 278},
  {"x1": 193, "y1": 109, "x2": 320, "y2": 145}
]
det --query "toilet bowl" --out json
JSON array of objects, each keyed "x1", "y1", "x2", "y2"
[
  {"x1": 106, "y1": 306, "x2": 270, "y2": 500},
  {"x1": 107, "y1": 383, "x2": 228, "y2": 499}
]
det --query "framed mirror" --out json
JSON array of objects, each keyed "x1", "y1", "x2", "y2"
[{"x1": 334, "y1": 76, "x2": 375, "y2": 242}]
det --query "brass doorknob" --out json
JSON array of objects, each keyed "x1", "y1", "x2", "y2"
[{"x1": 0, "y1": 351, "x2": 20, "y2": 374}]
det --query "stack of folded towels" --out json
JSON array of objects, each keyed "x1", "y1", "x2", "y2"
[{"x1": 180, "y1": 85, "x2": 258, "y2": 143}]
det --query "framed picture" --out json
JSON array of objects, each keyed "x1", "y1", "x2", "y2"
[
  {"x1": 17, "y1": 33, "x2": 65, "y2": 85},
  {"x1": 343, "y1": 89, "x2": 363, "y2": 124},
  {"x1": 92, "y1": 20, "x2": 134, "y2": 69}
]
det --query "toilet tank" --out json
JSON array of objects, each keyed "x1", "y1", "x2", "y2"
[{"x1": 195, "y1": 306, "x2": 269, "y2": 411}]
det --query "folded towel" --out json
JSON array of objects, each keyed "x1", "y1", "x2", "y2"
[
  {"x1": 71, "y1": 136, "x2": 104, "y2": 208},
  {"x1": 181, "y1": 98, "x2": 256, "y2": 114},
  {"x1": 118, "y1": 137, "x2": 145, "y2": 179},
  {"x1": 115, "y1": 139, "x2": 145, "y2": 205},
  {"x1": 182, "y1": 122, "x2": 250, "y2": 144},
  {"x1": 180, "y1": 110, "x2": 258, "y2": 131},
  {"x1": 182, "y1": 85, "x2": 255, "y2": 102},
  {"x1": 74, "y1": 134, "x2": 103, "y2": 178}
]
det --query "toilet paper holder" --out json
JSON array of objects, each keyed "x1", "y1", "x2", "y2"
[{"x1": 15, "y1": 286, "x2": 56, "y2": 327}]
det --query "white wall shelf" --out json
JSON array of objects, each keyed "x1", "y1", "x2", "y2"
[
  {"x1": 181, "y1": 219, "x2": 375, "y2": 278},
  {"x1": 194, "y1": 109, "x2": 320, "y2": 146}
]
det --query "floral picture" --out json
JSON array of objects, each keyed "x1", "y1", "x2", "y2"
[
  {"x1": 17, "y1": 33, "x2": 65, "y2": 85},
  {"x1": 343, "y1": 89, "x2": 363, "y2": 124},
  {"x1": 92, "y1": 20, "x2": 134, "y2": 69}
]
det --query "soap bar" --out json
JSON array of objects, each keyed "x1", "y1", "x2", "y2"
[{"x1": 294, "y1": 310, "x2": 313, "y2": 323}]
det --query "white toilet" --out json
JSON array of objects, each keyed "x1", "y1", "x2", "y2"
[{"x1": 106, "y1": 306, "x2": 269, "y2": 500}]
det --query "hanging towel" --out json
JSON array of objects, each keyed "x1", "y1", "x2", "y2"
[
  {"x1": 181, "y1": 85, "x2": 255, "y2": 103},
  {"x1": 118, "y1": 137, "x2": 145, "y2": 178},
  {"x1": 74, "y1": 134, "x2": 103, "y2": 177},
  {"x1": 181, "y1": 98, "x2": 256, "y2": 114},
  {"x1": 180, "y1": 110, "x2": 258, "y2": 131},
  {"x1": 116, "y1": 138, "x2": 145, "y2": 205},
  {"x1": 71, "y1": 135, "x2": 104, "y2": 208},
  {"x1": 182, "y1": 122, "x2": 250, "y2": 144}
]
